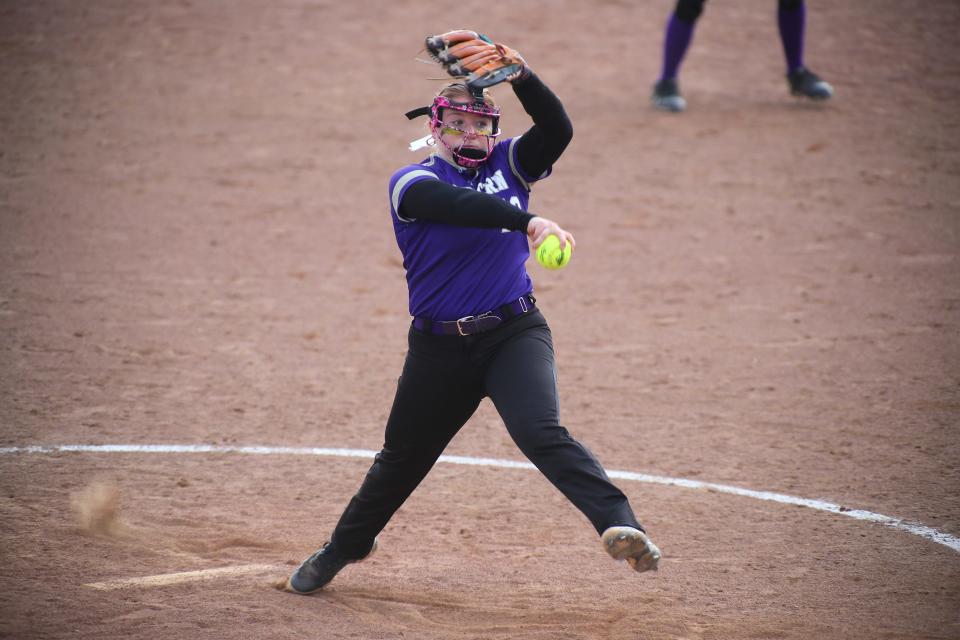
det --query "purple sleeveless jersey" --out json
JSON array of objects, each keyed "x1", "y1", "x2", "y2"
[{"x1": 388, "y1": 137, "x2": 550, "y2": 321}]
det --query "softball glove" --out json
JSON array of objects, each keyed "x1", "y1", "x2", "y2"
[{"x1": 425, "y1": 30, "x2": 527, "y2": 88}]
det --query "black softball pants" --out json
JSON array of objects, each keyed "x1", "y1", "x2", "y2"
[{"x1": 329, "y1": 309, "x2": 642, "y2": 559}]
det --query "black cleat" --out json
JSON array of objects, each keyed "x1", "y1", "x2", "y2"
[
  {"x1": 787, "y1": 67, "x2": 834, "y2": 101},
  {"x1": 652, "y1": 78, "x2": 687, "y2": 112},
  {"x1": 285, "y1": 540, "x2": 376, "y2": 595}
]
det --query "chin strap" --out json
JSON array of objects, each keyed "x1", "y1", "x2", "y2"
[{"x1": 437, "y1": 133, "x2": 493, "y2": 168}]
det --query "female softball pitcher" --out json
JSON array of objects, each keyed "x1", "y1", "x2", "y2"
[{"x1": 285, "y1": 32, "x2": 661, "y2": 594}]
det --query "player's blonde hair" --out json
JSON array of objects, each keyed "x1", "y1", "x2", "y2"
[{"x1": 436, "y1": 83, "x2": 499, "y2": 110}]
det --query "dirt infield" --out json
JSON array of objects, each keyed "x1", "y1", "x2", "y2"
[{"x1": 2, "y1": 1, "x2": 959, "y2": 638}]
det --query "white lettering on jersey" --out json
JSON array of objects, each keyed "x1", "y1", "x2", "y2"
[{"x1": 476, "y1": 170, "x2": 510, "y2": 195}]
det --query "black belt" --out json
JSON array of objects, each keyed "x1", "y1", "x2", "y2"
[{"x1": 413, "y1": 295, "x2": 536, "y2": 336}]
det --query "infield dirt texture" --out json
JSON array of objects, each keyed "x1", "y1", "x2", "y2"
[{"x1": 1, "y1": 1, "x2": 959, "y2": 638}]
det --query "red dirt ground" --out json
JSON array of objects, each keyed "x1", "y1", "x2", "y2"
[{"x1": 1, "y1": 1, "x2": 959, "y2": 638}]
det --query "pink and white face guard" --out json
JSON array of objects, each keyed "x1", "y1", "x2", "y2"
[{"x1": 429, "y1": 96, "x2": 502, "y2": 168}]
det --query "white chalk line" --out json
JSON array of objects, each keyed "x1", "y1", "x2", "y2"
[
  {"x1": 84, "y1": 564, "x2": 283, "y2": 590},
  {"x1": 3, "y1": 444, "x2": 958, "y2": 554}
]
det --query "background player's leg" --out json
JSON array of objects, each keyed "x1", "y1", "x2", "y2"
[
  {"x1": 653, "y1": 0, "x2": 706, "y2": 111},
  {"x1": 330, "y1": 331, "x2": 483, "y2": 558},
  {"x1": 778, "y1": 0, "x2": 834, "y2": 99},
  {"x1": 778, "y1": 0, "x2": 806, "y2": 74},
  {"x1": 482, "y1": 323, "x2": 642, "y2": 535}
]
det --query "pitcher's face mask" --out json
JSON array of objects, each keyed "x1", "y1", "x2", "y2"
[{"x1": 405, "y1": 92, "x2": 502, "y2": 168}]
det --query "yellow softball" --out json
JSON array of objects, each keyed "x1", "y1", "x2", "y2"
[{"x1": 535, "y1": 234, "x2": 572, "y2": 270}]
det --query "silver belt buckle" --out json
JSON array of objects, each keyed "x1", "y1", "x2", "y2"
[
  {"x1": 456, "y1": 315, "x2": 476, "y2": 336},
  {"x1": 518, "y1": 296, "x2": 528, "y2": 313}
]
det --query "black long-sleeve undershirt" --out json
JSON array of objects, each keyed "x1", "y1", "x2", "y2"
[
  {"x1": 400, "y1": 179, "x2": 535, "y2": 232},
  {"x1": 512, "y1": 70, "x2": 573, "y2": 179},
  {"x1": 398, "y1": 71, "x2": 572, "y2": 230}
]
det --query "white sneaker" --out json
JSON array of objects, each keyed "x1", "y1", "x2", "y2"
[
  {"x1": 652, "y1": 79, "x2": 687, "y2": 112},
  {"x1": 602, "y1": 526, "x2": 661, "y2": 573}
]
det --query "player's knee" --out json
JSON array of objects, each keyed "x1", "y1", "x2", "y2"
[
  {"x1": 779, "y1": 0, "x2": 803, "y2": 12},
  {"x1": 373, "y1": 443, "x2": 437, "y2": 470},
  {"x1": 509, "y1": 422, "x2": 571, "y2": 455},
  {"x1": 675, "y1": 0, "x2": 706, "y2": 24}
]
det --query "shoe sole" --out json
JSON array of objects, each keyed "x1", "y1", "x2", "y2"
[
  {"x1": 602, "y1": 526, "x2": 661, "y2": 573},
  {"x1": 284, "y1": 577, "x2": 325, "y2": 595},
  {"x1": 791, "y1": 81, "x2": 834, "y2": 101},
  {"x1": 652, "y1": 95, "x2": 687, "y2": 112}
]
